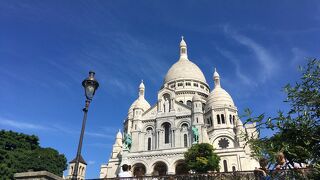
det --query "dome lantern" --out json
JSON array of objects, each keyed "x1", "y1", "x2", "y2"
[
  {"x1": 139, "y1": 80, "x2": 145, "y2": 98},
  {"x1": 163, "y1": 37, "x2": 208, "y2": 85},
  {"x1": 180, "y1": 36, "x2": 188, "y2": 59},
  {"x1": 213, "y1": 68, "x2": 221, "y2": 88}
]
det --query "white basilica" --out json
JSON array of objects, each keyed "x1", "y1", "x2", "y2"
[{"x1": 99, "y1": 37, "x2": 259, "y2": 178}]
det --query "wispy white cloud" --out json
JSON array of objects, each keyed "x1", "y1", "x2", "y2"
[
  {"x1": 215, "y1": 47, "x2": 256, "y2": 87},
  {"x1": 0, "y1": 117, "x2": 48, "y2": 130},
  {"x1": 85, "y1": 132, "x2": 114, "y2": 139},
  {"x1": 223, "y1": 25, "x2": 278, "y2": 82},
  {"x1": 0, "y1": 116, "x2": 118, "y2": 140}
]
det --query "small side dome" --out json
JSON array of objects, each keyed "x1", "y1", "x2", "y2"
[
  {"x1": 192, "y1": 94, "x2": 201, "y2": 102},
  {"x1": 134, "y1": 98, "x2": 151, "y2": 110},
  {"x1": 127, "y1": 81, "x2": 151, "y2": 117},
  {"x1": 206, "y1": 69, "x2": 235, "y2": 109},
  {"x1": 206, "y1": 87, "x2": 235, "y2": 108}
]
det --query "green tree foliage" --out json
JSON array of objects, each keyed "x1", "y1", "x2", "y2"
[
  {"x1": 0, "y1": 130, "x2": 67, "y2": 179},
  {"x1": 184, "y1": 143, "x2": 220, "y2": 173},
  {"x1": 244, "y1": 59, "x2": 320, "y2": 169}
]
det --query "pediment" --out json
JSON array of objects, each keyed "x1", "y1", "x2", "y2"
[
  {"x1": 142, "y1": 104, "x2": 157, "y2": 118},
  {"x1": 174, "y1": 101, "x2": 191, "y2": 114}
]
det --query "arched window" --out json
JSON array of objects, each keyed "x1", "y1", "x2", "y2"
[
  {"x1": 148, "y1": 138, "x2": 151, "y2": 150},
  {"x1": 184, "y1": 134, "x2": 188, "y2": 147},
  {"x1": 221, "y1": 114, "x2": 225, "y2": 124},
  {"x1": 233, "y1": 115, "x2": 235, "y2": 125},
  {"x1": 209, "y1": 116, "x2": 213, "y2": 127},
  {"x1": 181, "y1": 123, "x2": 188, "y2": 131},
  {"x1": 163, "y1": 123, "x2": 171, "y2": 144},
  {"x1": 196, "y1": 117, "x2": 198, "y2": 123},
  {"x1": 232, "y1": 166, "x2": 236, "y2": 172},
  {"x1": 187, "y1": 100, "x2": 192, "y2": 107},
  {"x1": 217, "y1": 115, "x2": 221, "y2": 124},
  {"x1": 179, "y1": 100, "x2": 183, "y2": 104},
  {"x1": 223, "y1": 160, "x2": 228, "y2": 172},
  {"x1": 229, "y1": 115, "x2": 232, "y2": 124}
]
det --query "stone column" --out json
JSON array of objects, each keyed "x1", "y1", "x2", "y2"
[
  {"x1": 170, "y1": 98, "x2": 175, "y2": 111},
  {"x1": 171, "y1": 129, "x2": 175, "y2": 147}
]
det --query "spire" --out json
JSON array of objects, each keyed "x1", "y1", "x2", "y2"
[
  {"x1": 213, "y1": 68, "x2": 221, "y2": 88},
  {"x1": 179, "y1": 36, "x2": 188, "y2": 60},
  {"x1": 138, "y1": 80, "x2": 145, "y2": 98}
]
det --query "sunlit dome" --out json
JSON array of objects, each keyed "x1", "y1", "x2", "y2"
[
  {"x1": 206, "y1": 69, "x2": 235, "y2": 108},
  {"x1": 163, "y1": 37, "x2": 207, "y2": 84},
  {"x1": 164, "y1": 59, "x2": 207, "y2": 84},
  {"x1": 128, "y1": 81, "x2": 151, "y2": 116}
]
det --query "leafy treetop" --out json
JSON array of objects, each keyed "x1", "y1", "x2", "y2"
[
  {"x1": 184, "y1": 143, "x2": 220, "y2": 173},
  {"x1": 0, "y1": 130, "x2": 67, "y2": 179}
]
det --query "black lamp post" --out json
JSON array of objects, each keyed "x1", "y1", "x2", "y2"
[{"x1": 72, "y1": 71, "x2": 99, "y2": 179}]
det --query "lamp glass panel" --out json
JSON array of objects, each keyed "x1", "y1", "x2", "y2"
[{"x1": 85, "y1": 83, "x2": 95, "y2": 100}]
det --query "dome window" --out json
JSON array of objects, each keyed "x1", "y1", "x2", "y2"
[
  {"x1": 193, "y1": 83, "x2": 198, "y2": 87},
  {"x1": 217, "y1": 115, "x2": 221, "y2": 124},
  {"x1": 200, "y1": 85, "x2": 204, "y2": 89},
  {"x1": 221, "y1": 114, "x2": 225, "y2": 124},
  {"x1": 229, "y1": 115, "x2": 232, "y2": 124},
  {"x1": 186, "y1": 82, "x2": 191, "y2": 86},
  {"x1": 178, "y1": 83, "x2": 183, "y2": 87}
]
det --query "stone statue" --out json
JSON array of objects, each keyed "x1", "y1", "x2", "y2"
[
  {"x1": 164, "y1": 98, "x2": 170, "y2": 112},
  {"x1": 123, "y1": 133, "x2": 132, "y2": 150},
  {"x1": 192, "y1": 126, "x2": 199, "y2": 144}
]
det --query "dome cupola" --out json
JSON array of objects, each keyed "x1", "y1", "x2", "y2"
[
  {"x1": 206, "y1": 68, "x2": 235, "y2": 109},
  {"x1": 128, "y1": 80, "x2": 151, "y2": 117},
  {"x1": 163, "y1": 37, "x2": 208, "y2": 85}
]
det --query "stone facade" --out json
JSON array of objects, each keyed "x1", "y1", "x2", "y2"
[
  {"x1": 66, "y1": 155, "x2": 87, "y2": 180},
  {"x1": 100, "y1": 38, "x2": 259, "y2": 178},
  {"x1": 14, "y1": 171, "x2": 63, "y2": 180}
]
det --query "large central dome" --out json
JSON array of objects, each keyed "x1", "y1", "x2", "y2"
[
  {"x1": 164, "y1": 59, "x2": 207, "y2": 83},
  {"x1": 164, "y1": 37, "x2": 207, "y2": 84}
]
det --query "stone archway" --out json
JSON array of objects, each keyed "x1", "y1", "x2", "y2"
[
  {"x1": 175, "y1": 160, "x2": 189, "y2": 175},
  {"x1": 153, "y1": 161, "x2": 167, "y2": 176},
  {"x1": 133, "y1": 163, "x2": 146, "y2": 177}
]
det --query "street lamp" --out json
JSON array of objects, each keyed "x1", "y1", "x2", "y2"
[{"x1": 72, "y1": 71, "x2": 99, "y2": 179}]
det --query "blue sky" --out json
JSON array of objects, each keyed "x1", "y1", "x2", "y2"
[{"x1": 0, "y1": 1, "x2": 319, "y2": 178}]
